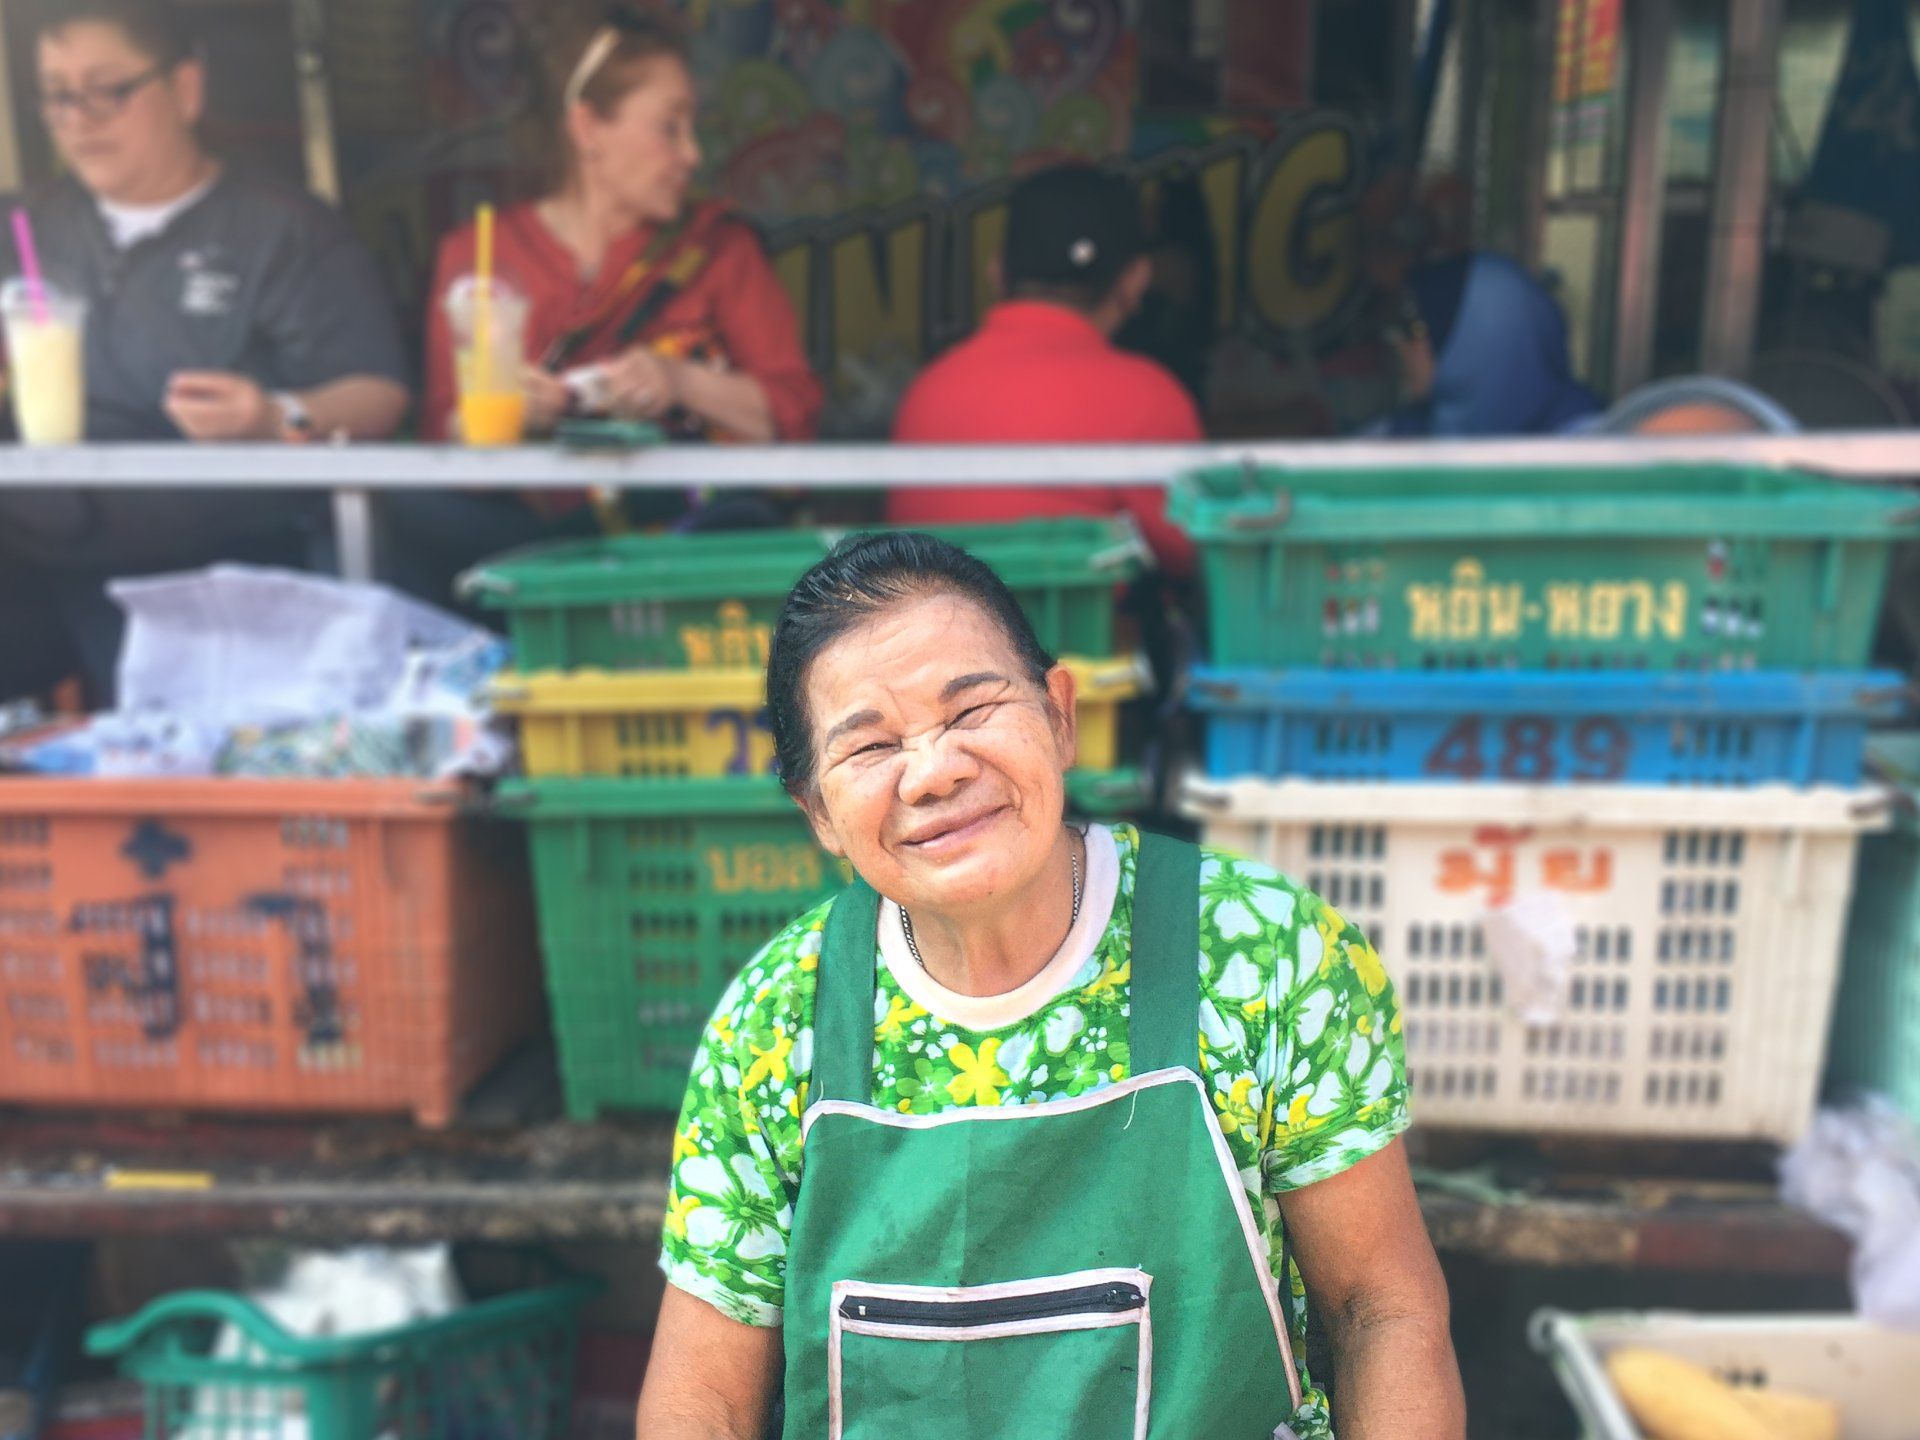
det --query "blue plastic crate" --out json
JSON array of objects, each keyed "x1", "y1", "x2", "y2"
[{"x1": 1188, "y1": 668, "x2": 1908, "y2": 785}]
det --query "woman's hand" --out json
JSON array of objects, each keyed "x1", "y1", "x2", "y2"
[
  {"x1": 164, "y1": 371, "x2": 282, "y2": 441},
  {"x1": 604, "y1": 345, "x2": 684, "y2": 421},
  {"x1": 523, "y1": 366, "x2": 572, "y2": 434}
]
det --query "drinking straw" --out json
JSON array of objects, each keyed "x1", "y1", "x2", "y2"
[
  {"x1": 11, "y1": 209, "x2": 47, "y2": 323},
  {"x1": 474, "y1": 203, "x2": 495, "y2": 394}
]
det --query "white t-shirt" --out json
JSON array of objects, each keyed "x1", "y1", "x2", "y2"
[
  {"x1": 877, "y1": 823, "x2": 1122, "y2": 1029},
  {"x1": 97, "y1": 174, "x2": 218, "y2": 250}
]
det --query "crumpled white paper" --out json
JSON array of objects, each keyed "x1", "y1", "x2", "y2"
[
  {"x1": 1780, "y1": 1098, "x2": 1920, "y2": 1329},
  {"x1": 1482, "y1": 890, "x2": 1578, "y2": 1026}
]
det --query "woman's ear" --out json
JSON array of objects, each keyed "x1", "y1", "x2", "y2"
[
  {"x1": 171, "y1": 56, "x2": 207, "y2": 128},
  {"x1": 1045, "y1": 663, "x2": 1079, "y2": 771},
  {"x1": 793, "y1": 784, "x2": 848, "y2": 860},
  {"x1": 565, "y1": 99, "x2": 600, "y2": 166}
]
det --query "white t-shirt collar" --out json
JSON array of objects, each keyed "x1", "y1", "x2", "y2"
[
  {"x1": 97, "y1": 172, "x2": 219, "y2": 250},
  {"x1": 878, "y1": 822, "x2": 1121, "y2": 1031}
]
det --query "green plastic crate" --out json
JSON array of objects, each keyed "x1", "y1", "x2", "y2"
[
  {"x1": 1169, "y1": 464, "x2": 1920, "y2": 669},
  {"x1": 1826, "y1": 734, "x2": 1920, "y2": 1124},
  {"x1": 86, "y1": 1280, "x2": 596, "y2": 1440},
  {"x1": 505, "y1": 770, "x2": 1150, "y2": 1118},
  {"x1": 463, "y1": 519, "x2": 1147, "y2": 671}
]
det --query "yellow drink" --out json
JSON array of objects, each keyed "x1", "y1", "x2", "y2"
[
  {"x1": 1, "y1": 281, "x2": 85, "y2": 445},
  {"x1": 445, "y1": 273, "x2": 531, "y2": 447},
  {"x1": 9, "y1": 316, "x2": 83, "y2": 444},
  {"x1": 460, "y1": 388, "x2": 527, "y2": 446}
]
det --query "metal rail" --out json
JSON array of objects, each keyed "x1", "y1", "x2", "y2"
[
  {"x1": 0, "y1": 432, "x2": 1912, "y2": 487},
  {"x1": 1, "y1": 434, "x2": 1912, "y2": 582}
]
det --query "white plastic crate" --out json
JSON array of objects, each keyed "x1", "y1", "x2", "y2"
[
  {"x1": 1531, "y1": 1307, "x2": 1919, "y2": 1440},
  {"x1": 1185, "y1": 779, "x2": 1883, "y2": 1140}
]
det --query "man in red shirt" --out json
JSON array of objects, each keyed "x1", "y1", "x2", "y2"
[{"x1": 888, "y1": 165, "x2": 1200, "y2": 575}]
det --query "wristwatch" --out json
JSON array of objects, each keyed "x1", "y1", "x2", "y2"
[{"x1": 272, "y1": 390, "x2": 314, "y2": 439}]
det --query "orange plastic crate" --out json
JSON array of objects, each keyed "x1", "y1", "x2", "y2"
[{"x1": 0, "y1": 779, "x2": 539, "y2": 1127}]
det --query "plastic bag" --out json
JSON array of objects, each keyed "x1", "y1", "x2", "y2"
[
  {"x1": 181, "y1": 1246, "x2": 465, "y2": 1440},
  {"x1": 1779, "y1": 1099, "x2": 1920, "y2": 1329},
  {"x1": 111, "y1": 565, "x2": 480, "y2": 724},
  {"x1": 92, "y1": 566, "x2": 511, "y2": 778}
]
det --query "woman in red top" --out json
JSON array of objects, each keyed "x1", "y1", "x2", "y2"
[{"x1": 422, "y1": 9, "x2": 822, "y2": 445}]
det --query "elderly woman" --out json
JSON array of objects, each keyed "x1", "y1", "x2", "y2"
[{"x1": 637, "y1": 533, "x2": 1463, "y2": 1440}]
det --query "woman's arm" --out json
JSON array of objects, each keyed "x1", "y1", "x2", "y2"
[
  {"x1": 671, "y1": 359, "x2": 777, "y2": 442},
  {"x1": 294, "y1": 374, "x2": 411, "y2": 439},
  {"x1": 700, "y1": 225, "x2": 823, "y2": 440},
  {"x1": 1278, "y1": 1139, "x2": 1464, "y2": 1439},
  {"x1": 160, "y1": 371, "x2": 407, "y2": 441},
  {"x1": 635, "y1": 1285, "x2": 783, "y2": 1439},
  {"x1": 420, "y1": 235, "x2": 465, "y2": 442}
]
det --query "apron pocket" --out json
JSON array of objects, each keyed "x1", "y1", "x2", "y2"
[{"x1": 828, "y1": 1267, "x2": 1153, "y2": 1440}]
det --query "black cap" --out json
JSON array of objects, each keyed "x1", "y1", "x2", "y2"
[{"x1": 1003, "y1": 164, "x2": 1143, "y2": 293}]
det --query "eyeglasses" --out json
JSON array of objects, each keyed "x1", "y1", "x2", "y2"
[{"x1": 38, "y1": 64, "x2": 168, "y2": 124}]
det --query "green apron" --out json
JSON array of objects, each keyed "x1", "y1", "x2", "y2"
[{"x1": 782, "y1": 831, "x2": 1308, "y2": 1440}]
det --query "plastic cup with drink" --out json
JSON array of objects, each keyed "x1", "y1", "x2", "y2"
[
  {"x1": 4, "y1": 209, "x2": 85, "y2": 446},
  {"x1": 445, "y1": 274, "x2": 529, "y2": 447},
  {"x1": 1, "y1": 279, "x2": 85, "y2": 446}
]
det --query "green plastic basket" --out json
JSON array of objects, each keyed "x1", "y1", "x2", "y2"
[
  {"x1": 462, "y1": 519, "x2": 1147, "y2": 671},
  {"x1": 1168, "y1": 464, "x2": 1920, "y2": 669},
  {"x1": 85, "y1": 1280, "x2": 596, "y2": 1440},
  {"x1": 504, "y1": 770, "x2": 1150, "y2": 1119},
  {"x1": 1826, "y1": 733, "x2": 1920, "y2": 1124}
]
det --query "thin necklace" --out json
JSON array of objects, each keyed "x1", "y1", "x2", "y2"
[{"x1": 901, "y1": 830, "x2": 1082, "y2": 970}]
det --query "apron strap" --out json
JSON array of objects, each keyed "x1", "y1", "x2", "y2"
[
  {"x1": 814, "y1": 879, "x2": 882, "y2": 1105},
  {"x1": 1127, "y1": 829, "x2": 1205, "y2": 1077}
]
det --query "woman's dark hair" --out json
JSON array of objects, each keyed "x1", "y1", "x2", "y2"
[
  {"x1": 33, "y1": 0, "x2": 195, "y2": 67},
  {"x1": 513, "y1": 3, "x2": 688, "y2": 195},
  {"x1": 768, "y1": 532, "x2": 1056, "y2": 797},
  {"x1": 558, "y1": 4, "x2": 687, "y2": 117}
]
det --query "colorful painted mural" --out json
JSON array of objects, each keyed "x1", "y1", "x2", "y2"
[{"x1": 680, "y1": 0, "x2": 1138, "y2": 222}]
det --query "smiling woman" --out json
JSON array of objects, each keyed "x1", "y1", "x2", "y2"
[{"x1": 636, "y1": 532, "x2": 1466, "y2": 1440}]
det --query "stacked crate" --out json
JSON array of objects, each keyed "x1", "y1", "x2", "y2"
[
  {"x1": 1171, "y1": 463, "x2": 1918, "y2": 1142},
  {"x1": 0, "y1": 779, "x2": 540, "y2": 1127},
  {"x1": 1824, "y1": 733, "x2": 1920, "y2": 1124},
  {"x1": 466, "y1": 520, "x2": 1153, "y2": 1119}
]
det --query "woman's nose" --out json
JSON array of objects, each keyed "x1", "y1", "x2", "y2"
[{"x1": 896, "y1": 731, "x2": 976, "y2": 804}]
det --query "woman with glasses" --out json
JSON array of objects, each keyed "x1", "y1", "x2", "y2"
[
  {"x1": 420, "y1": 8, "x2": 822, "y2": 447},
  {"x1": 5, "y1": 0, "x2": 410, "y2": 442},
  {"x1": 0, "y1": 0, "x2": 411, "y2": 708}
]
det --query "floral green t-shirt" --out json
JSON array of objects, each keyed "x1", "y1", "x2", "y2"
[{"x1": 661, "y1": 824, "x2": 1410, "y2": 1438}]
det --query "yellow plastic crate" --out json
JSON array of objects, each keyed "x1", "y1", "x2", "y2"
[{"x1": 491, "y1": 656, "x2": 1146, "y2": 779}]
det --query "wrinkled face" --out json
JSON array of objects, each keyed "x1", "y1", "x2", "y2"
[
  {"x1": 576, "y1": 56, "x2": 701, "y2": 226},
  {"x1": 38, "y1": 22, "x2": 202, "y2": 204},
  {"x1": 798, "y1": 592, "x2": 1078, "y2": 921}
]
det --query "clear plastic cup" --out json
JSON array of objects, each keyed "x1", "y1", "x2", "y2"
[
  {"x1": 1, "y1": 278, "x2": 86, "y2": 445},
  {"x1": 444, "y1": 275, "x2": 530, "y2": 446}
]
